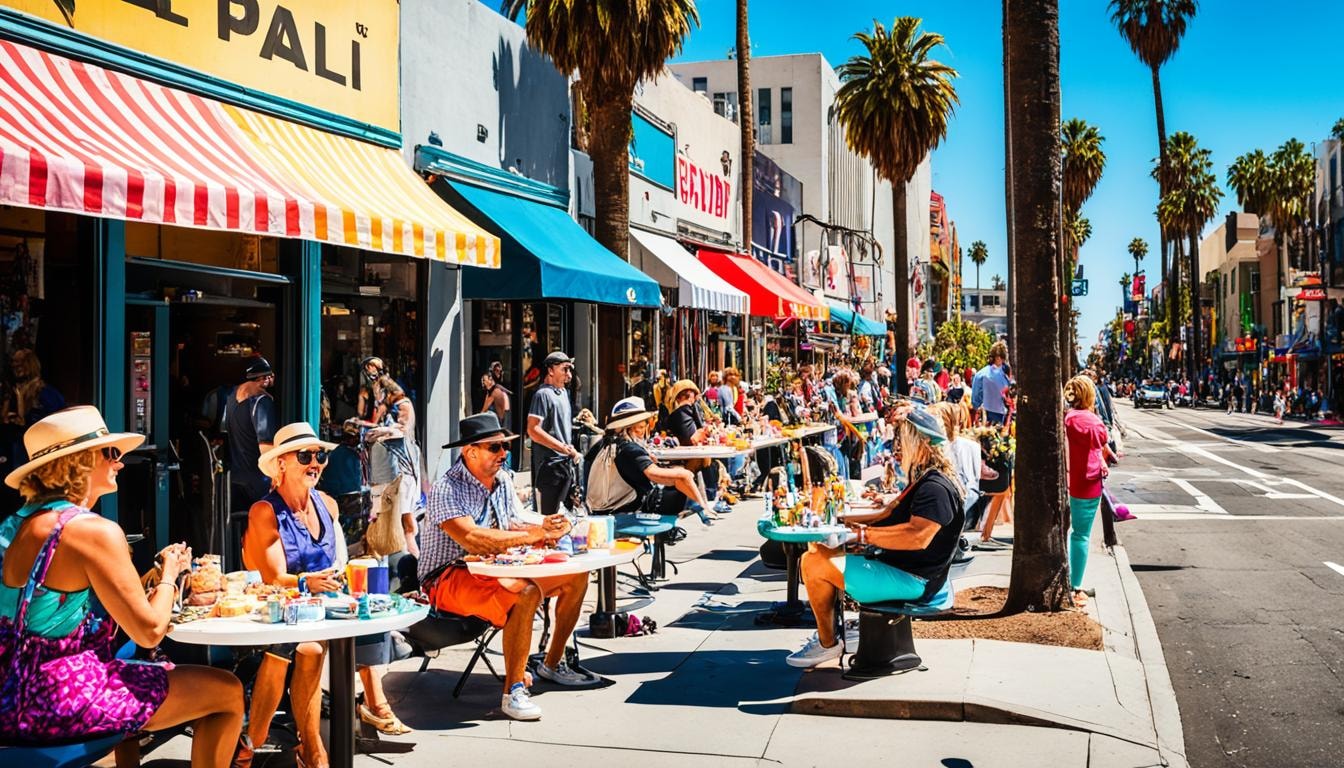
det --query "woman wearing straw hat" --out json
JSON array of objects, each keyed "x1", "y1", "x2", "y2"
[
  {"x1": 240, "y1": 422, "x2": 410, "y2": 767},
  {"x1": 585, "y1": 397, "x2": 712, "y2": 523},
  {"x1": 0, "y1": 406, "x2": 243, "y2": 765}
]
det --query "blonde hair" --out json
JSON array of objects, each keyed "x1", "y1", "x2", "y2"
[
  {"x1": 1063, "y1": 375, "x2": 1096, "y2": 411},
  {"x1": 898, "y1": 418, "x2": 964, "y2": 499},
  {"x1": 18, "y1": 448, "x2": 98, "y2": 504},
  {"x1": 929, "y1": 401, "x2": 963, "y2": 442}
]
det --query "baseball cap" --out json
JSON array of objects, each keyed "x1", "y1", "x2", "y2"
[
  {"x1": 543, "y1": 351, "x2": 574, "y2": 370},
  {"x1": 243, "y1": 356, "x2": 273, "y2": 381}
]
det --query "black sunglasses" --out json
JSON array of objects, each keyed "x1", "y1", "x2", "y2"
[
  {"x1": 101, "y1": 446, "x2": 123, "y2": 462},
  {"x1": 293, "y1": 450, "x2": 329, "y2": 465},
  {"x1": 473, "y1": 442, "x2": 507, "y2": 454}
]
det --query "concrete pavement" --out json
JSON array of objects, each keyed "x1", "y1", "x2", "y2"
[{"x1": 132, "y1": 475, "x2": 1184, "y2": 768}]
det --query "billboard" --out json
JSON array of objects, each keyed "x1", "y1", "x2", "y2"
[
  {"x1": 751, "y1": 151, "x2": 800, "y2": 262},
  {"x1": 629, "y1": 111, "x2": 674, "y2": 189},
  {"x1": 1, "y1": 0, "x2": 399, "y2": 131}
]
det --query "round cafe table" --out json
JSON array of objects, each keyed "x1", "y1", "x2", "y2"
[
  {"x1": 648, "y1": 444, "x2": 748, "y2": 461},
  {"x1": 170, "y1": 600, "x2": 427, "y2": 768},
  {"x1": 755, "y1": 518, "x2": 855, "y2": 627},
  {"x1": 468, "y1": 547, "x2": 643, "y2": 641}
]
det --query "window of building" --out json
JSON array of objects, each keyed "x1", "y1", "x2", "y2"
[
  {"x1": 780, "y1": 87, "x2": 793, "y2": 144},
  {"x1": 692, "y1": 77, "x2": 707, "y2": 95},
  {"x1": 712, "y1": 91, "x2": 738, "y2": 122},
  {"x1": 757, "y1": 87, "x2": 771, "y2": 144}
]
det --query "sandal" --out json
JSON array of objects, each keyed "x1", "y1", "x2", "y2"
[
  {"x1": 230, "y1": 735, "x2": 254, "y2": 768},
  {"x1": 359, "y1": 703, "x2": 414, "y2": 735}
]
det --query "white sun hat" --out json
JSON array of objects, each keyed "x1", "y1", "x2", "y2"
[
  {"x1": 5, "y1": 406, "x2": 145, "y2": 489},
  {"x1": 606, "y1": 396, "x2": 658, "y2": 431},
  {"x1": 257, "y1": 422, "x2": 338, "y2": 480}
]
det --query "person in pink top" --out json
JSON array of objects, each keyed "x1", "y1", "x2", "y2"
[{"x1": 1063, "y1": 375, "x2": 1117, "y2": 607}]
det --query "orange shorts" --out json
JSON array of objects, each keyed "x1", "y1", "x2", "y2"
[{"x1": 426, "y1": 566, "x2": 519, "y2": 628}]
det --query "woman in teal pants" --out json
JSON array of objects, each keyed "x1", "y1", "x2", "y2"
[{"x1": 1063, "y1": 376, "x2": 1117, "y2": 607}]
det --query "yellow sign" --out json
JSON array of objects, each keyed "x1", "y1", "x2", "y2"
[{"x1": 2, "y1": 0, "x2": 398, "y2": 133}]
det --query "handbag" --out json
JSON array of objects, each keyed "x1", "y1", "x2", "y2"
[{"x1": 365, "y1": 474, "x2": 410, "y2": 557}]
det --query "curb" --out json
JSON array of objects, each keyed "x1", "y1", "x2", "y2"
[{"x1": 1111, "y1": 543, "x2": 1189, "y2": 768}]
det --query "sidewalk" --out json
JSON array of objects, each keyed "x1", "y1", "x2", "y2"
[{"x1": 134, "y1": 497, "x2": 1186, "y2": 768}]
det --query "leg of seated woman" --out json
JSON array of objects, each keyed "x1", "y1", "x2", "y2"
[
  {"x1": 245, "y1": 653, "x2": 289, "y2": 752},
  {"x1": 141, "y1": 665, "x2": 244, "y2": 768},
  {"x1": 800, "y1": 546, "x2": 845, "y2": 647},
  {"x1": 291, "y1": 642, "x2": 328, "y2": 767}
]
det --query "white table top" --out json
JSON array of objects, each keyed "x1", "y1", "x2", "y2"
[
  {"x1": 649, "y1": 444, "x2": 747, "y2": 460},
  {"x1": 749, "y1": 434, "x2": 791, "y2": 450},
  {"x1": 466, "y1": 547, "x2": 642, "y2": 578},
  {"x1": 785, "y1": 423, "x2": 837, "y2": 439},
  {"x1": 848, "y1": 412, "x2": 881, "y2": 424},
  {"x1": 169, "y1": 604, "x2": 428, "y2": 646}
]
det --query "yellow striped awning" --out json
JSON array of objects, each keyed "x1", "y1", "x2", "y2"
[{"x1": 223, "y1": 106, "x2": 499, "y2": 267}]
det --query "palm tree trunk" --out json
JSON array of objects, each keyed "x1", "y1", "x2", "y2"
[
  {"x1": 587, "y1": 84, "x2": 633, "y2": 261},
  {"x1": 737, "y1": 0, "x2": 753, "y2": 256},
  {"x1": 976, "y1": 263, "x2": 981, "y2": 292},
  {"x1": 1188, "y1": 230, "x2": 1202, "y2": 385},
  {"x1": 1003, "y1": 0, "x2": 1070, "y2": 614},
  {"x1": 1003, "y1": 1, "x2": 1016, "y2": 360},
  {"x1": 893, "y1": 185, "x2": 911, "y2": 395}
]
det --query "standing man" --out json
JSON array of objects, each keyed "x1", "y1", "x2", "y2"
[
  {"x1": 971, "y1": 341, "x2": 1012, "y2": 425},
  {"x1": 419, "y1": 413, "x2": 592, "y2": 721},
  {"x1": 528, "y1": 351, "x2": 579, "y2": 517},
  {"x1": 227, "y1": 356, "x2": 279, "y2": 508}
]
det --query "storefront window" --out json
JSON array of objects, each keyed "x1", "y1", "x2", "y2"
[
  {"x1": 320, "y1": 248, "x2": 422, "y2": 438},
  {"x1": 125, "y1": 223, "x2": 280, "y2": 274}
]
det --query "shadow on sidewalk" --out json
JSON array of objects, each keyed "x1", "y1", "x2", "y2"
[{"x1": 582, "y1": 649, "x2": 801, "y2": 712}]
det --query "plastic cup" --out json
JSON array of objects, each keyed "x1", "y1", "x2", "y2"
[
  {"x1": 366, "y1": 565, "x2": 390, "y2": 595},
  {"x1": 346, "y1": 563, "x2": 368, "y2": 595}
]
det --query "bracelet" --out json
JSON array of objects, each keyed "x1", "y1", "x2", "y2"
[{"x1": 155, "y1": 580, "x2": 179, "y2": 600}]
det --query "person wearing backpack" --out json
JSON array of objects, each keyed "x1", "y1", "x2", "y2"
[{"x1": 584, "y1": 397, "x2": 711, "y2": 524}]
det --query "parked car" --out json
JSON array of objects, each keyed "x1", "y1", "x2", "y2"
[{"x1": 1134, "y1": 385, "x2": 1169, "y2": 409}]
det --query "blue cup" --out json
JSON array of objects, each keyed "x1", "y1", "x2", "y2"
[{"x1": 366, "y1": 565, "x2": 390, "y2": 595}]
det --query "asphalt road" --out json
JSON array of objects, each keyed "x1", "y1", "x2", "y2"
[{"x1": 1111, "y1": 400, "x2": 1344, "y2": 768}]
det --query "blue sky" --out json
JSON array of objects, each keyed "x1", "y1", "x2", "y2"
[{"x1": 672, "y1": 0, "x2": 1344, "y2": 354}]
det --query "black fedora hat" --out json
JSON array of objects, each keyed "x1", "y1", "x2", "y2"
[{"x1": 443, "y1": 412, "x2": 519, "y2": 449}]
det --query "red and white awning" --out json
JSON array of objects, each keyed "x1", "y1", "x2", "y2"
[{"x1": 0, "y1": 39, "x2": 497, "y2": 266}]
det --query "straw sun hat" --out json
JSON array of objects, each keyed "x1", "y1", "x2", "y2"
[
  {"x1": 5, "y1": 406, "x2": 145, "y2": 489},
  {"x1": 258, "y1": 422, "x2": 338, "y2": 480},
  {"x1": 606, "y1": 396, "x2": 657, "y2": 431}
]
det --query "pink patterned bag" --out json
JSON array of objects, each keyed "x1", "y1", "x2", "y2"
[{"x1": 0, "y1": 505, "x2": 169, "y2": 745}]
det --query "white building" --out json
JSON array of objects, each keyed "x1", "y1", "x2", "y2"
[{"x1": 668, "y1": 54, "x2": 931, "y2": 338}]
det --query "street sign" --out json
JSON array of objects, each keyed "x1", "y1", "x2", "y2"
[{"x1": 1071, "y1": 278, "x2": 1089, "y2": 297}]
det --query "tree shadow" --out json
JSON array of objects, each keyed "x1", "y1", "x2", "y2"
[{"x1": 493, "y1": 35, "x2": 570, "y2": 188}]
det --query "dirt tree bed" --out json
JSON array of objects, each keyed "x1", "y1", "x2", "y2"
[{"x1": 909, "y1": 587, "x2": 1102, "y2": 650}]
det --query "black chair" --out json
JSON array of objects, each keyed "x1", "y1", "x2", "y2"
[{"x1": 402, "y1": 611, "x2": 502, "y2": 698}]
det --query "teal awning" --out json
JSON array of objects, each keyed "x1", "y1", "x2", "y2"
[
  {"x1": 828, "y1": 304, "x2": 886, "y2": 336},
  {"x1": 443, "y1": 179, "x2": 661, "y2": 307}
]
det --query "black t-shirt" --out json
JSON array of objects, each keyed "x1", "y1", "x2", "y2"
[
  {"x1": 613, "y1": 439, "x2": 654, "y2": 498},
  {"x1": 663, "y1": 403, "x2": 702, "y2": 444},
  {"x1": 872, "y1": 471, "x2": 962, "y2": 586}
]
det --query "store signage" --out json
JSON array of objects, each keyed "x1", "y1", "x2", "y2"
[
  {"x1": 676, "y1": 155, "x2": 733, "y2": 221},
  {"x1": 1, "y1": 0, "x2": 399, "y2": 131},
  {"x1": 1071, "y1": 278, "x2": 1089, "y2": 297},
  {"x1": 1296, "y1": 288, "x2": 1327, "y2": 301},
  {"x1": 1131, "y1": 273, "x2": 1145, "y2": 302},
  {"x1": 630, "y1": 112, "x2": 675, "y2": 189},
  {"x1": 1234, "y1": 336, "x2": 1258, "y2": 352}
]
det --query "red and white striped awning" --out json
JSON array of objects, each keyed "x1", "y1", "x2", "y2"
[{"x1": 0, "y1": 39, "x2": 498, "y2": 266}]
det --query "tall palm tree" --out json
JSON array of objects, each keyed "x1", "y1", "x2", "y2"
[
  {"x1": 1109, "y1": 0, "x2": 1198, "y2": 341},
  {"x1": 1227, "y1": 149, "x2": 1272, "y2": 214},
  {"x1": 1004, "y1": 0, "x2": 1070, "y2": 613},
  {"x1": 737, "y1": 0, "x2": 753, "y2": 256},
  {"x1": 1155, "y1": 131, "x2": 1221, "y2": 381},
  {"x1": 834, "y1": 16, "x2": 959, "y2": 394},
  {"x1": 503, "y1": 0, "x2": 699, "y2": 260},
  {"x1": 968, "y1": 239, "x2": 989, "y2": 292},
  {"x1": 1121, "y1": 272, "x2": 1132, "y2": 307},
  {"x1": 1230, "y1": 141, "x2": 1315, "y2": 336},
  {"x1": 1127, "y1": 236, "x2": 1148, "y2": 280},
  {"x1": 1060, "y1": 118, "x2": 1106, "y2": 375},
  {"x1": 1332, "y1": 117, "x2": 1344, "y2": 142}
]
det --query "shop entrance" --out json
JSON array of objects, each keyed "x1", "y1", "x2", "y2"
[{"x1": 119, "y1": 256, "x2": 290, "y2": 569}]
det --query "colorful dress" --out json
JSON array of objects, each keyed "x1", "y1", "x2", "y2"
[{"x1": 0, "y1": 502, "x2": 170, "y2": 744}]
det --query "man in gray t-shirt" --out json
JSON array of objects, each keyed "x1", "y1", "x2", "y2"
[{"x1": 528, "y1": 351, "x2": 578, "y2": 516}]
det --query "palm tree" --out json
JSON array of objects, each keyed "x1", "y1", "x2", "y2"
[
  {"x1": 1127, "y1": 236, "x2": 1148, "y2": 279},
  {"x1": 502, "y1": 0, "x2": 699, "y2": 260},
  {"x1": 968, "y1": 239, "x2": 989, "y2": 292},
  {"x1": 1230, "y1": 141, "x2": 1315, "y2": 335},
  {"x1": 1154, "y1": 131, "x2": 1221, "y2": 381},
  {"x1": 1004, "y1": 0, "x2": 1070, "y2": 613},
  {"x1": 1120, "y1": 272, "x2": 1132, "y2": 307},
  {"x1": 1109, "y1": 0, "x2": 1198, "y2": 342},
  {"x1": 737, "y1": 0, "x2": 753, "y2": 256},
  {"x1": 834, "y1": 17, "x2": 959, "y2": 395},
  {"x1": 1060, "y1": 118, "x2": 1106, "y2": 375},
  {"x1": 1332, "y1": 117, "x2": 1344, "y2": 142}
]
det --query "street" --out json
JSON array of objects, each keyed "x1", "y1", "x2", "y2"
[{"x1": 1112, "y1": 401, "x2": 1344, "y2": 768}]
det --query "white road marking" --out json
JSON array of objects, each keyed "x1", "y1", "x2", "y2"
[
  {"x1": 1324, "y1": 562, "x2": 1344, "y2": 577},
  {"x1": 1132, "y1": 513, "x2": 1344, "y2": 521},
  {"x1": 1171, "y1": 423, "x2": 1279, "y2": 454},
  {"x1": 1169, "y1": 478, "x2": 1229, "y2": 514}
]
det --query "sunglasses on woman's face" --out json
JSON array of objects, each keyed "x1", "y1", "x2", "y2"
[
  {"x1": 293, "y1": 450, "x2": 329, "y2": 466},
  {"x1": 101, "y1": 446, "x2": 123, "y2": 462}
]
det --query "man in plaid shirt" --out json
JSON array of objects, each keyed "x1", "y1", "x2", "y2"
[{"x1": 418, "y1": 413, "x2": 591, "y2": 721}]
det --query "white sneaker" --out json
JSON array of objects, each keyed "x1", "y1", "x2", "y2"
[
  {"x1": 811, "y1": 619, "x2": 860, "y2": 648},
  {"x1": 786, "y1": 636, "x2": 843, "y2": 668},
  {"x1": 536, "y1": 659, "x2": 593, "y2": 686},
  {"x1": 501, "y1": 684, "x2": 542, "y2": 721}
]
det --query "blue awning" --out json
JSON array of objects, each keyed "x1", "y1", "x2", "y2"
[
  {"x1": 828, "y1": 304, "x2": 886, "y2": 336},
  {"x1": 441, "y1": 179, "x2": 661, "y2": 307}
]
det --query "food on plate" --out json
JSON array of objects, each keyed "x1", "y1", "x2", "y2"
[
  {"x1": 214, "y1": 595, "x2": 256, "y2": 618},
  {"x1": 186, "y1": 555, "x2": 224, "y2": 606},
  {"x1": 541, "y1": 552, "x2": 570, "y2": 563}
]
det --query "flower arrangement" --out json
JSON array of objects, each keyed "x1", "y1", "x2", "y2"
[{"x1": 968, "y1": 425, "x2": 1015, "y2": 493}]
